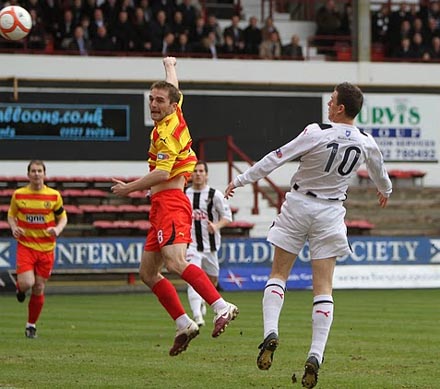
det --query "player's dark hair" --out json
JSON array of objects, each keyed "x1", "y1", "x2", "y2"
[
  {"x1": 150, "y1": 81, "x2": 181, "y2": 104},
  {"x1": 335, "y1": 82, "x2": 363, "y2": 119},
  {"x1": 27, "y1": 160, "x2": 46, "y2": 173},
  {"x1": 195, "y1": 160, "x2": 208, "y2": 173}
]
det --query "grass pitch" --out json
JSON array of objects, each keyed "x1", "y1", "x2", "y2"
[{"x1": 0, "y1": 289, "x2": 439, "y2": 388}]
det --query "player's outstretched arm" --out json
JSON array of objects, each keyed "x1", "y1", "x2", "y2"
[{"x1": 163, "y1": 56, "x2": 178, "y2": 89}]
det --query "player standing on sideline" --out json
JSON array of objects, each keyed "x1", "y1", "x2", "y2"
[
  {"x1": 185, "y1": 160, "x2": 232, "y2": 326},
  {"x1": 111, "y1": 57, "x2": 239, "y2": 356},
  {"x1": 7, "y1": 160, "x2": 68, "y2": 339},
  {"x1": 225, "y1": 82, "x2": 392, "y2": 388}
]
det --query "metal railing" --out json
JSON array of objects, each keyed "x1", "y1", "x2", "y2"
[{"x1": 197, "y1": 135, "x2": 286, "y2": 214}]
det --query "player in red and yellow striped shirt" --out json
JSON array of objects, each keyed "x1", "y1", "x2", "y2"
[
  {"x1": 111, "y1": 57, "x2": 238, "y2": 356},
  {"x1": 8, "y1": 160, "x2": 67, "y2": 338}
]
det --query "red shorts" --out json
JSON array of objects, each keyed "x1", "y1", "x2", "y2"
[
  {"x1": 145, "y1": 189, "x2": 192, "y2": 252},
  {"x1": 16, "y1": 242, "x2": 55, "y2": 279}
]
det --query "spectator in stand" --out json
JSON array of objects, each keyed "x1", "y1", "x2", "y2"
[
  {"x1": 118, "y1": 0, "x2": 136, "y2": 21},
  {"x1": 411, "y1": 32, "x2": 426, "y2": 58},
  {"x1": 151, "y1": 0, "x2": 176, "y2": 22},
  {"x1": 197, "y1": 31, "x2": 219, "y2": 58},
  {"x1": 171, "y1": 31, "x2": 192, "y2": 55},
  {"x1": 100, "y1": 0, "x2": 119, "y2": 31},
  {"x1": 89, "y1": 8, "x2": 106, "y2": 40},
  {"x1": 55, "y1": 9, "x2": 75, "y2": 50},
  {"x1": 40, "y1": 0, "x2": 62, "y2": 36},
  {"x1": 372, "y1": 3, "x2": 391, "y2": 44},
  {"x1": 406, "y1": 3, "x2": 421, "y2": 25},
  {"x1": 26, "y1": 9, "x2": 47, "y2": 50},
  {"x1": 170, "y1": 10, "x2": 188, "y2": 39},
  {"x1": 138, "y1": 0, "x2": 154, "y2": 23},
  {"x1": 389, "y1": 1, "x2": 411, "y2": 48},
  {"x1": 71, "y1": 0, "x2": 85, "y2": 27},
  {"x1": 339, "y1": 2, "x2": 353, "y2": 36},
  {"x1": 412, "y1": 17, "x2": 426, "y2": 41},
  {"x1": 223, "y1": 14, "x2": 245, "y2": 53},
  {"x1": 68, "y1": 25, "x2": 92, "y2": 55},
  {"x1": 176, "y1": 0, "x2": 199, "y2": 30},
  {"x1": 393, "y1": 36, "x2": 416, "y2": 59},
  {"x1": 282, "y1": 34, "x2": 304, "y2": 60},
  {"x1": 150, "y1": 9, "x2": 171, "y2": 53},
  {"x1": 25, "y1": 0, "x2": 44, "y2": 21},
  {"x1": 220, "y1": 33, "x2": 239, "y2": 56},
  {"x1": 420, "y1": 0, "x2": 440, "y2": 27},
  {"x1": 426, "y1": 35, "x2": 440, "y2": 59},
  {"x1": 243, "y1": 15, "x2": 262, "y2": 55},
  {"x1": 91, "y1": 25, "x2": 115, "y2": 52},
  {"x1": 132, "y1": 6, "x2": 153, "y2": 51},
  {"x1": 79, "y1": 14, "x2": 92, "y2": 41},
  {"x1": 315, "y1": 0, "x2": 342, "y2": 56},
  {"x1": 190, "y1": 15, "x2": 208, "y2": 47},
  {"x1": 111, "y1": 10, "x2": 138, "y2": 51},
  {"x1": 206, "y1": 13, "x2": 222, "y2": 45},
  {"x1": 259, "y1": 30, "x2": 282, "y2": 60},
  {"x1": 424, "y1": 16, "x2": 440, "y2": 44},
  {"x1": 162, "y1": 31, "x2": 176, "y2": 55},
  {"x1": 390, "y1": 19, "x2": 413, "y2": 54},
  {"x1": 260, "y1": 16, "x2": 279, "y2": 41},
  {"x1": 82, "y1": 0, "x2": 97, "y2": 20}
]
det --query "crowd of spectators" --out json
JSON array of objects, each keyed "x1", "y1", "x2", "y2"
[
  {"x1": 372, "y1": 0, "x2": 440, "y2": 61},
  {"x1": 0, "y1": 0, "x2": 304, "y2": 60},
  {"x1": 3, "y1": 0, "x2": 440, "y2": 63}
]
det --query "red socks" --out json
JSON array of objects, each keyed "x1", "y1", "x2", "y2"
[
  {"x1": 28, "y1": 294, "x2": 45, "y2": 325},
  {"x1": 181, "y1": 264, "x2": 221, "y2": 305},
  {"x1": 152, "y1": 278, "x2": 185, "y2": 320}
]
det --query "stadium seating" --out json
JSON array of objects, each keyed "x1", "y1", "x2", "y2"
[
  {"x1": 357, "y1": 169, "x2": 426, "y2": 187},
  {"x1": 0, "y1": 176, "x2": 251, "y2": 238}
]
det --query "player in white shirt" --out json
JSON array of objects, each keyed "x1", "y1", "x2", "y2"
[
  {"x1": 186, "y1": 161, "x2": 233, "y2": 326},
  {"x1": 225, "y1": 82, "x2": 392, "y2": 388}
]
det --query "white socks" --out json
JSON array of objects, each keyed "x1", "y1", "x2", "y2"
[
  {"x1": 262, "y1": 278, "x2": 286, "y2": 339},
  {"x1": 187, "y1": 285, "x2": 203, "y2": 318},
  {"x1": 308, "y1": 294, "x2": 334, "y2": 365}
]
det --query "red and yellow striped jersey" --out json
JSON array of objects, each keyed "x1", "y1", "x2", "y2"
[
  {"x1": 8, "y1": 185, "x2": 67, "y2": 252},
  {"x1": 148, "y1": 94, "x2": 197, "y2": 179}
]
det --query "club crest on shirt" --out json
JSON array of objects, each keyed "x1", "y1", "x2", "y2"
[
  {"x1": 157, "y1": 153, "x2": 169, "y2": 160},
  {"x1": 44, "y1": 201, "x2": 51, "y2": 209},
  {"x1": 345, "y1": 130, "x2": 351, "y2": 137},
  {"x1": 275, "y1": 148, "x2": 283, "y2": 158}
]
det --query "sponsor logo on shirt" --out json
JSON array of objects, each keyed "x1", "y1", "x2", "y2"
[
  {"x1": 157, "y1": 153, "x2": 169, "y2": 160},
  {"x1": 26, "y1": 215, "x2": 45, "y2": 223}
]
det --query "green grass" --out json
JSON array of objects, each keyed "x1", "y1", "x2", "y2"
[{"x1": 1, "y1": 289, "x2": 439, "y2": 388}]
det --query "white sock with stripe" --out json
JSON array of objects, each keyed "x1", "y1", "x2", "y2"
[
  {"x1": 308, "y1": 294, "x2": 334, "y2": 365},
  {"x1": 262, "y1": 278, "x2": 286, "y2": 339}
]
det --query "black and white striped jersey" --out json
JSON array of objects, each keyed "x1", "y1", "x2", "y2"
[{"x1": 186, "y1": 185, "x2": 233, "y2": 252}]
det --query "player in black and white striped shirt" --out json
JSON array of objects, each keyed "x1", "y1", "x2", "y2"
[
  {"x1": 186, "y1": 161, "x2": 233, "y2": 326},
  {"x1": 225, "y1": 82, "x2": 392, "y2": 388}
]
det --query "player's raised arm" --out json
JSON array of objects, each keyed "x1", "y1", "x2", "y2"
[{"x1": 163, "y1": 56, "x2": 178, "y2": 89}]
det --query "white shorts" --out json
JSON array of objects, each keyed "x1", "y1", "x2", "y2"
[
  {"x1": 186, "y1": 245, "x2": 219, "y2": 277},
  {"x1": 267, "y1": 190, "x2": 351, "y2": 259}
]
